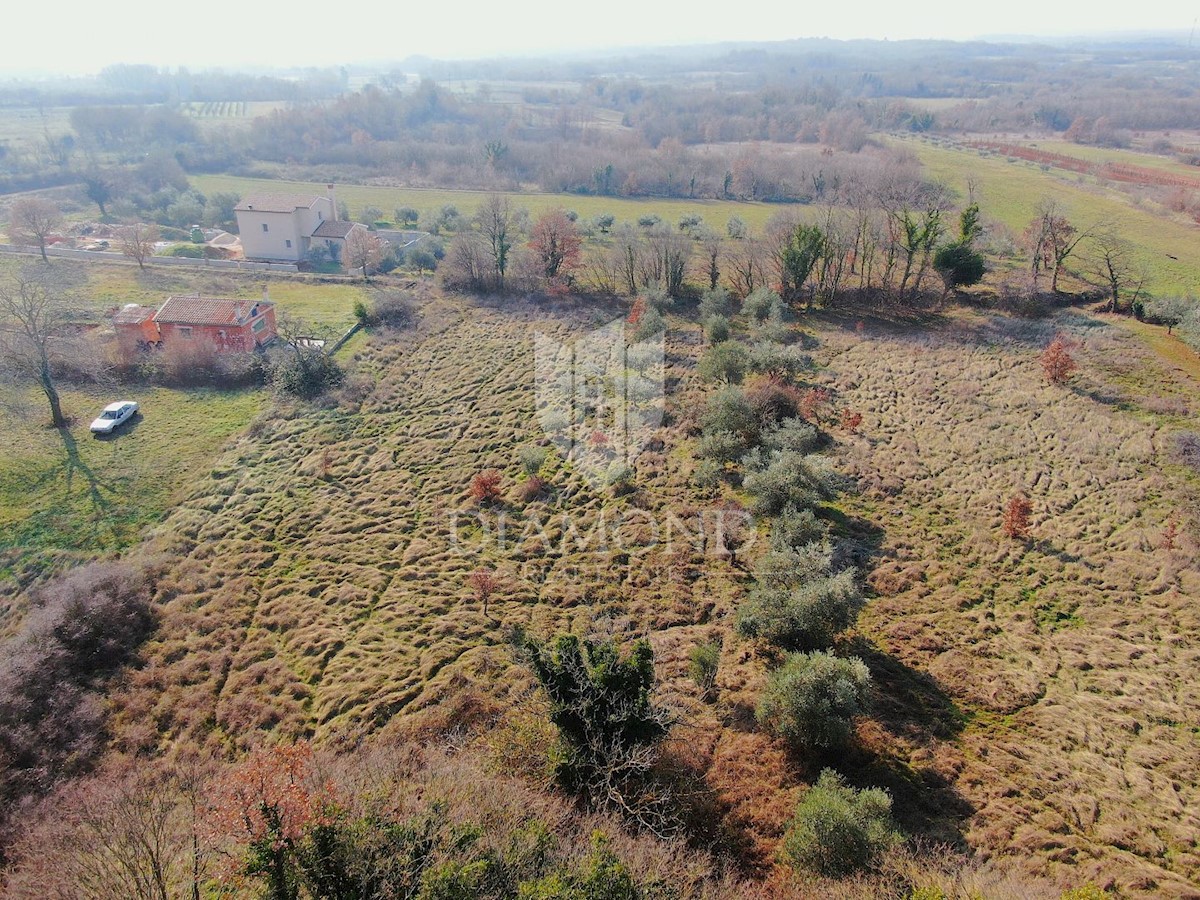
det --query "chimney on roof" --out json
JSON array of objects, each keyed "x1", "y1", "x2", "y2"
[
  {"x1": 327, "y1": 184, "x2": 337, "y2": 222},
  {"x1": 262, "y1": 285, "x2": 270, "y2": 304}
]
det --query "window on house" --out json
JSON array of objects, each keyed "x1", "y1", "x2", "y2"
[
  {"x1": 285, "y1": 239, "x2": 292, "y2": 248},
  {"x1": 262, "y1": 223, "x2": 269, "y2": 232},
  {"x1": 252, "y1": 317, "x2": 267, "y2": 333},
  {"x1": 318, "y1": 210, "x2": 324, "y2": 220},
  {"x1": 179, "y1": 326, "x2": 193, "y2": 338}
]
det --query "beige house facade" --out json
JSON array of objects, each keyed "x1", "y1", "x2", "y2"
[{"x1": 234, "y1": 186, "x2": 342, "y2": 262}]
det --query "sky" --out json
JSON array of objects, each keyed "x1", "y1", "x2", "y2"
[{"x1": 2, "y1": 0, "x2": 1196, "y2": 76}]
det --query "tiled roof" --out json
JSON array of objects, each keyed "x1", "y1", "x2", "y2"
[
  {"x1": 312, "y1": 219, "x2": 359, "y2": 238},
  {"x1": 113, "y1": 304, "x2": 156, "y2": 325},
  {"x1": 155, "y1": 295, "x2": 272, "y2": 326},
  {"x1": 235, "y1": 193, "x2": 323, "y2": 213}
]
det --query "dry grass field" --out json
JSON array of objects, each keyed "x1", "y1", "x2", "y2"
[
  {"x1": 80, "y1": 278, "x2": 1200, "y2": 894},
  {"x1": 824, "y1": 306, "x2": 1200, "y2": 894}
]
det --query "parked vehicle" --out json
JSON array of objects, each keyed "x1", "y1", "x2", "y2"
[{"x1": 90, "y1": 400, "x2": 139, "y2": 434}]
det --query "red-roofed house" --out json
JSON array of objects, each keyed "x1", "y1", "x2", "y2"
[{"x1": 113, "y1": 292, "x2": 277, "y2": 354}]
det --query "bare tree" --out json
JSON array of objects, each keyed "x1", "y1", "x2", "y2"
[
  {"x1": 0, "y1": 264, "x2": 82, "y2": 427},
  {"x1": 475, "y1": 194, "x2": 515, "y2": 290},
  {"x1": 1024, "y1": 199, "x2": 1100, "y2": 292},
  {"x1": 1090, "y1": 231, "x2": 1147, "y2": 313},
  {"x1": 8, "y1": 197, "x2": 64, "y2": 262},
  {"x1": 343, "y1": 229, "x2": 386, "y2": 282},
  {"x1": 117, "y1": 223, "x2": 160, "y2": 270}
]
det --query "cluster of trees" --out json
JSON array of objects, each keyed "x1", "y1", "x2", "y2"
[
  {"x1": 439, "y1": 176, "x2": 985, "y2": 309},
  {"x1": 683, "y1": 284, "x2": 898, "y2": 876}
]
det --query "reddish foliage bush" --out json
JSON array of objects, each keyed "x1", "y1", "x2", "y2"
[
  {"x1": 627, "y1": 296, "x2": 647, "y2": 326},
  {"x1": 798, "y1": 387, "x2": 831, "y2": 423},
  {"x1": 1041, "y1": 336, "x2": 1077, "y2": 384},
  {"x1": 469, "y1": 469, "x2": 504, "y2": 504},
  {"x1": 517, "y1": 475, "x2": 546, "y2": 503},
  {"x1": 1003, "y1": 494, "x2": 1034, "y2": 539},
  {"x1": 839, "y1": 409, "x2": 864, "y2": 432},
  {"x1": 467, "y1": 568, "x2": 500, "y2": 617}
]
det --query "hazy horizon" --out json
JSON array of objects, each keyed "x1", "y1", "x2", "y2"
[{"x1": 3, "y1": 0, "x2": 1196, "y2": 78}]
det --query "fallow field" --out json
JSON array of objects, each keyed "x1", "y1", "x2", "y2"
[{"x1": 43, "y1": 279, "x2": 1194, "y2": 894}]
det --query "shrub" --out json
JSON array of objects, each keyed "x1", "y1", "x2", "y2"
[
  {"x1": 755, "y1": 651, "x2": 870, "y2": 750},
  {"x1": 704, "y1": 315, "x2": 730, "y2": 345},
  {"x1": 697, "y1": 429, "x2": 746, "y2": 464},
  {"x1": 700, "y1": 386, "x2": 759, "y2": 447},
  {"x1": 748, "y1": 342, "x2": 811, "y2": 381},
  {"x1": 518, "y1": 445, "x2": 549, "y2": 476},
  {"x1": 698, "y1": 287, "x2": 733, "y2": 320},
  {"x1": 742, "y1": 287, "x2": 781, "y2": 323},
  {"x1": 691, "y1": 458, "x2": 723, "y2": 491},
  {"x1": 518, "y1": 475, "x2": 547, "y2": 503},
  {"x1": 779, "y1": 769, "x2": 898, "y2": 877},
  {"x1": 0, "y1": 562, "x2": 154, "y2": 808},
  {"x1": 742, "y1": 450, "x2": 837, "y2": 517},
  {"x1": 1171, "y1": 431, "x2": 1200, "y2": 474},
  {"x1": 745, "y1": 376, "x2": 803, "y2": 426},
  {"x1": 469, "y1": 470, "x2": 504, "y2": 504},
  {"x1": 631, "y1": 307, "x2": 665, "y2": 343},
  {"x1": 1041, "y1": 336, "x2": 1077, "y2": 384},
  {"x1": 271, "y1": 347, "x2": 344, "y2": 399},
  {"x1": 688, "y1": 641, "x2": 720, "y2": 699},
  {"x1": 770, "y1": 505, "x2": 827, "y2": 551},
  {"x1": 362, "y1": 290, "x2": 418, "y2": 329},
  {"x1": 698, "y1": 341, "x2": 749, "y2": 384},
  {"x1": 1003, "y1": 493, "x2": 1033, "y2": 539},
  {"x1": 524, "y1": 635, "x2": 667, "y2": 804},
  {"x1": 736, "y1": 558, "x2": 863, "y2": 651},
  {"x1": 761, "y1": 417, "x2": 822, "y2": 454}
]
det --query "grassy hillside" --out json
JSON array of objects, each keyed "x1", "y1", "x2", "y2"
[
  {"x1": 894, "y1": 136, "x2": 1200, "y2": 298},
  {"x1": 827, "y1": 307, "x2": 1200, "y2": 893},
  {"x1": 78, "y1": 279, "x2": 1200, "y2": 893}
]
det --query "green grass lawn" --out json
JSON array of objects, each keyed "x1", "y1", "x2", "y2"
[
  {"x1": 893, "y1": 136, "x2": 1200, "y2": 297},
  {"x1": 0, "y1": 383, "x2": 266, "y2": 584},
  {"x1": 190, "y1": 174, "x2": 783, "y2": 232},
  {"x1": 0, "y1": 257, "x2": 366, "y2": 332}
]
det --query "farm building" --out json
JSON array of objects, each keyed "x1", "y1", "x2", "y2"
[
  {"x1": 113, "y1": 292, "x2": 277, "y2": 354},
  {"x1": 234, "y1": 184, "x2": 367, "y2": 262}
]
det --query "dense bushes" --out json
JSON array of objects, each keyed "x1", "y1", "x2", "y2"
[
  {"x1": 780, "y1": 770, "x2": 898, "y2": 877},
  {"x1": 0, "y1": 562, "x2": 154, "y2": 811},
  {"x1": 735, "y1": 545, "x2": 864, "y2": 651},
  {"x1": 755, "y1": 651, "x2": 871, "y2": 751},
  {"x1": 271, "y1": 346, "x2": 344, "y2": 398},
  {"x1": 741, "y1": 449, "x2": 838, "y2": 518},
  {"x1": 524, "y1": 635, "x2": 667, "y2": 806},
  {"x1": 355, "y1": 289, "x2": 419, "y2": 329}
]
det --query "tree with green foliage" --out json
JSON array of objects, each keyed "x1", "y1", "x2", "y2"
[
  {"x1": 780, "y1": 223, "x2": 826, "y2": 307},
  {"x1": 736, "y1": 544, "x2": 863, "y2": 651},
  {"x1": 780, "y1": 769, "x2": 898, "y2": 877},
  {"x1": 742, "y1": 449, "x2": 837, "y2": 517},
  {"x1": 524, "y1": 635, "x2": 668, "y2": 820},
  {"x1": 698, "y1": 340, "x2": 749, "y2": 384},
  {"x1": 933, "y1": 241, "x2": 985, "y2": 296},
  {"x1": 756, "y1": 651, "x2": 870, "y2": 751}
]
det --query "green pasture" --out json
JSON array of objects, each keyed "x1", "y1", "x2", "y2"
[
  {"x1": 0, "y1": 383, "x2": 265, "y2": 577},
  {"x1": 190, "y1": 174, "x2": 785, "y2": 232},
  {"x1": 893, "y1": 136, "x2": 1200, "y2": 297}
]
